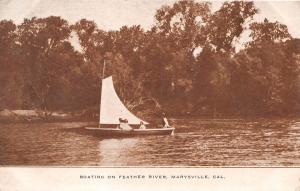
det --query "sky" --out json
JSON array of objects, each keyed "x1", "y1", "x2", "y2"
[{"x1": 0, "y1": 0, "x2": 299, "y2": 48}]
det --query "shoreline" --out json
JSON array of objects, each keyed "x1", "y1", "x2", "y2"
[
  {"x1": 0, "y1": 109, "x2": 299, "y2": 124},
  {"x1": 0, "y1": 116, "x2": 299, "y2": 125}
]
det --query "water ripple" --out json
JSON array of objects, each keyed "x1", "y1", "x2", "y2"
[{"x1": 0, "y1": 119, "x2": 300, "y2": 166}]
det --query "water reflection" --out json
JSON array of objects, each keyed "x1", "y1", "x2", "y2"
[{"x1": 98, "y1": 138, "x2": 139, "y2": 166}]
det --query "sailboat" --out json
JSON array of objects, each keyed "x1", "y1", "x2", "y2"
[{"x1": 84, "y1": 63, "x2": 175, "y2": 137}]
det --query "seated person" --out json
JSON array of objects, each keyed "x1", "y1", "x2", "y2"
[
  {"x1": 139, "y1": 121, "x2": 146, "y2": 129},
  {"x1": 117, "y1": 118, "x2": 123, "y2": 129},
  {"x1": 119, "y1": 117, "x2": 132, "y2": 130},
  {"x1": 119, "y1": 118, "x2": 127, "y2": 123}
]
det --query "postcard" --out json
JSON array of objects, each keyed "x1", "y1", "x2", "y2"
[{"x1": 0, "y1": 0, "x2": 299, "y2": 190}]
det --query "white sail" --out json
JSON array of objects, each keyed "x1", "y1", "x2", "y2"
[{"x1": 100, "y1": 76, "x2": 148, "y2": 125}]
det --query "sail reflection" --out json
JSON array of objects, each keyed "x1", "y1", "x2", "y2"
[{"x1": 98, "y1": 138, "x2": 139, "y2": 166}]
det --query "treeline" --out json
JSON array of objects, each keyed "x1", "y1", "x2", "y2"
[{"x1": 0, "y1": 0, "x2": 299, "y2": 118}]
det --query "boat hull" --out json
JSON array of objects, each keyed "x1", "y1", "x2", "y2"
[{"x1": 84, "y1": 127, "x2": 175, "y2": 137}]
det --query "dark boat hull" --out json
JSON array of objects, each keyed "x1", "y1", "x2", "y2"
[{"x1": 84, "y1": 127, "x2": 175, "y2": 137}]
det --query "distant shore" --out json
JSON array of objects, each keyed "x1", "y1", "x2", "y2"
[
  {"x1": 0, "y1": 109, "x2": 299, "y2": 124},
  {"x1": 0, "y1": 109, "x2": 98, "y2": 123}
]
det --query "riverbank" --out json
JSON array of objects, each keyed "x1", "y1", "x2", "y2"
[
  {"x1": 0, "y1": 109, "x2": 97, "y2": 123},
  {"x1": 0, "y1": 109, "x2": 299, "y2": 124}
]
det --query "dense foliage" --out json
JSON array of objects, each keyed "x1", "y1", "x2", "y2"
[{"x1": 0, "y1": 0, "x2": 299, "y2": 118}]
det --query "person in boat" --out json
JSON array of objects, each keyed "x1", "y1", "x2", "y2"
[
  {"x1": 118, "y1": 117, "x2": 132, "y2": 130},
  {"x1": 162, "y1": 113, "x2": 170, "y2": 128},
  {"x1": 117, "y1": 118, "x2": 123, "y2": 129},
  {"x1": 139, "y1": 121, "x2": 146, "y2": 129},
  {"x1": 119, "y1": 118, "x2": 126, "y2": 123}
]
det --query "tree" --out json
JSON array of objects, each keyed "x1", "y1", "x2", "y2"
[
  {"x1": 0, "y1": 0, "x2": 299, "y2": 118},
  {"x1": 72, "y1": 19, "x2": 106, "y2": 63},
  {"x1": 249, "y1": 18, "x2": 291, "y2": 46},
  {"x1": 229, "y1": 19, "x2": 298, "y2": 116},
  {"x1": 154, "y1": 0, "x2": 210, "y2": 67},
  {"x1": 114, "y1": 25, "x2": 146, "y2": 76},
  {"x1": 17, "y1": 16, "x2": 74, "y2": 110},
  {"x1": 206, "y1": 1, "x2": 257, "y2": 53},
  {"x1": 0, "y1": 20, "x2": 23, "y2": 109}
]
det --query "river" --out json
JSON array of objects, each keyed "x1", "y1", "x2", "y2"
[{"x1": 0, "y1": 119, "x2": 299, "y2": 166}]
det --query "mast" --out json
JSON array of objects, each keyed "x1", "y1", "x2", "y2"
[
  {"x1": 99, "y1": 59, "x2": 106, "y2": 128},
  {"x1": 102, "y1": 59, "x2": 106, "y2": 79}
]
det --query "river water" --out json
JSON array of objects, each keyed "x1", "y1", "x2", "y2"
[{"x1": 0, "y1": 119, "x2": 300, "y2": 166}]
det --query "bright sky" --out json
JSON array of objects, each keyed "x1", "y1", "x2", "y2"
[{"x1": 0, "y1": 0, "x2": 299, "y2": 39}]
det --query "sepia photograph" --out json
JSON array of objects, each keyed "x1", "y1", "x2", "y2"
[{"x1": 0, "y1": 0, "x2": 300, "y2": 168}]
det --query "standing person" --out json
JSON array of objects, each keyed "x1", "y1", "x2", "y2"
[{"x1": 162, "y1": 113, "x2": 170, "y2": 128}]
